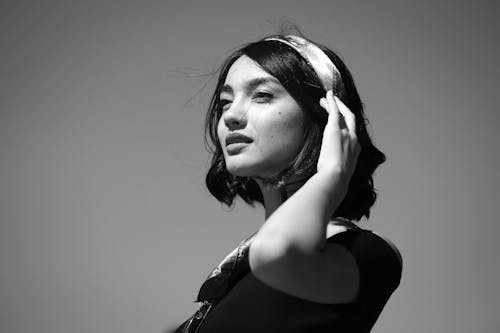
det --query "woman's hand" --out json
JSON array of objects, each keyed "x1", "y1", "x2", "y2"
[{"x1": 318, "y1": 90, "x2": 361, "y2": 190}]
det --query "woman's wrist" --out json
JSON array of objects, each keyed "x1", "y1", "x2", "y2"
[
  {"x1": 314, "y1": 169, "x2": 349, "y2": 194},
  {"x1": 305, "y1": 170, "x2": 349, "y2": 218}
]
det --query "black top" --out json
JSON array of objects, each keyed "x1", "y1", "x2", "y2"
[{"x1": 196, "y1": 229, "x2": 402, "y2": 333}]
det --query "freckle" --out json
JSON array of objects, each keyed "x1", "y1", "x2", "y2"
[{"x1": 279, "y1": 112, "x2": 282, "y2": 115}]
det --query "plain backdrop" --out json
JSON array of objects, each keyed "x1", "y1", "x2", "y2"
[{"x1": 1, "y1": 1, "x2": 499, "y2": 332}]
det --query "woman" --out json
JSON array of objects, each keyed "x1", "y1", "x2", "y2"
[{"x1": 175, "y1": 34, "x2": 402, "y2": 333}]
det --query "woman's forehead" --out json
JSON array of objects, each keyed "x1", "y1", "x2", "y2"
[{"x1": 222, "y1": 56, "x2": 281, "y2": 92}]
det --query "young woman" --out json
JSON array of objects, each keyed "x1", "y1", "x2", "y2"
[{"x1": 175, "y1": 33, "x2": 402, "y2": 333}]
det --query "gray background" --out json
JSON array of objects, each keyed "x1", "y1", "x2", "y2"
[{"x1": 1, "y1": 0, "x2": 499, "y2": 332}]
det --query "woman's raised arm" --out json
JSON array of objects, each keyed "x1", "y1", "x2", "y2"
[{"x1": 248, "y1": 90, "x2": 362, "y2": 303}]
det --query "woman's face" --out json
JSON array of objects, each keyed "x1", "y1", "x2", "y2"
[{"x1": 217, "y1": 55, "x2": 305, "y2": 179}]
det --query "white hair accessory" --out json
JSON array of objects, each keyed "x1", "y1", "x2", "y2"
[{"x1": 264, "y1": 35, "x2": 345, "y2": 94}]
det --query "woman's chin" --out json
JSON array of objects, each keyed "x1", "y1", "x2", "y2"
[
  {"x1": 225, "y1": 162, "x2": 257, "y2": 178},
  {"x1": 225, "y1": 166, "x2": 253, "y2": 178},
  {"x1": 224, "y1": 155, "x2": 287, "y2": 179},
  {"x1": 226, "y1": 164, "x2": 278, "y2": 180}
]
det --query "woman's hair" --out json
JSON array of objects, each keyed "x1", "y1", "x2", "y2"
[{"x1": 204, "y1": 34, "x2": 386, "y2": 221}]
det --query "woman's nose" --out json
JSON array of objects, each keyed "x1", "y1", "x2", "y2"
[{"x1": 223, "y1": 101, "x2": 247, "y2": 129}]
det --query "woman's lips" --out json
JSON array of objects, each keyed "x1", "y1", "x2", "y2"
[
  {"x1": 226, "y1": 142, "x2": 249, "y2": 154},
  {"x1": 225, "y1": 133, "x2": 252, "y2": 154},
  {"x1": 225, "y1": 133, "x2": 253, "y2": 145}
]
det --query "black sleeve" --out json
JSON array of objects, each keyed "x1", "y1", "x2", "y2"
[{"x1": 328, "y1": 230, "x2": 402, "y2": 302}]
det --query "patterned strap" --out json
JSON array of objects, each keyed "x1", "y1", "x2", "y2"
[
  {"x1": 176, "y1": 233, "x2": 256, "y2": 333},
  {"x1": 196, "y1": 233, "x2": 255, "y2": 302}
]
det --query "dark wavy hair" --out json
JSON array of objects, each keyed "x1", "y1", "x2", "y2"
[{"x1": 204, "y1": 34, "x2": 386, "y2": 221}]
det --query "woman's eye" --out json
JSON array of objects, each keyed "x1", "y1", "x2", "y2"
[
  {"x1": 253, "y1": 92, "x2": 274, "y2": 102},
  {"x1": 220, "y1": 99, "x2": 232, "y2": 111}
]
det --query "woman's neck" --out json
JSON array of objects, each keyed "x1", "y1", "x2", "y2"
[
  {"x1": 255, "y1": 177, "x2": 357, "y2": 228},
  {"x1": 255, "y1": 179, "x2": 302, "y2": 220}
]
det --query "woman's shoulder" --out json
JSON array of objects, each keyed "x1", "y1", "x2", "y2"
[
  {"x1": 369, "y1": 231, "x2": 403, "y2": 269},
  {"x1": 327, "y1": 224, "x2": 403, "y2": 300},
  {"x1": 326, "y1": 222, "x2": 403, "y2": 274}
]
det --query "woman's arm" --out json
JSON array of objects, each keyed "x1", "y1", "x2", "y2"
[
  {"x1": 253, "y1": 171, "x2": 346, "y2": 255},
  {"x1": 249, "y1": 91, "x2": 362, "y2": 303}
]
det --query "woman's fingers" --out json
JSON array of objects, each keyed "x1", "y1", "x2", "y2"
[
  {"x1": 317, "y1": 90, "x2": 361, "y2": 176},
  {"x1": 334, "y1": 96, "x2": 357, "y2": 140},
  {"x1": 320, "y1": 91, "x2": 349, "y2": 131},
  {"x1": 319, "y1": 97, "x2": 328, "y2": 111},
  {"x1": 325, "y1": 90, "x2": 338, "y2": 120},
  {"x1": 317, "y1": 90, "x2": 361, "y2": 177},
  {"x1": 320, "y1": 91, "x2": 339, "y2": 129},
  {"x1": 334, "y1": 96, "x2": 361, "y2": 157}
]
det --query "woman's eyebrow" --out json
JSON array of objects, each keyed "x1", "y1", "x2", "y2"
[{"x1": 221, "y1": 77, "x2": 280, "y2": 94}]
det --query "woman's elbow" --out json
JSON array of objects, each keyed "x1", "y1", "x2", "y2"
[{"x1": 248, "y1": 234, "x2": 292, "y2": 272}]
